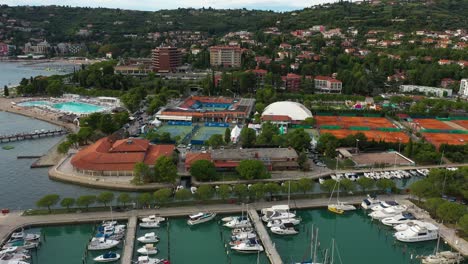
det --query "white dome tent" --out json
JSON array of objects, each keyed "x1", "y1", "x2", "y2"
[
  {"x1": 261, "y1": 101, "x2": 313, "y2": 123},
  {"x1": 230, "y1": 125, "x2": 241, "y2": 143},
  {"x1": 151, "y1": 118, "x2": 162, "y2": 127}
]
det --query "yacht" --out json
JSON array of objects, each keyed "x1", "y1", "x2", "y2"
[
  {"x1": 231, "y1": 239, "x2": 264, "y2": 253},
  {"x1": 139, "y1": 221, "x2": 160, "y2": 229},
  {"x1": 137, "y1": 256, "x2": 170, "y2": 264},
  {"x1": 231, "y1": 231, "x2": 257, "y2": 243},
  {"x1": 270, "y1": 223, "x2": 299, "y2": 235},
  {"x1": 394, "y1": 220, "x2": 432, "y2": 232},
  {"x1": 187, "y1": 212, "x2": 216, "y2": 226},
  {"x1": 224, "y1": 217, "x2": 251, "y2": 229},
  {"x1": 260, "y1": 205, "x2": 289, "y2": 217},
  {"x1": 87, "y1": 238, "x2": 120, "y2": 250},
  {"x1": 137, "y1": 232, "x2": 159, "y2": 243},
  {"x1": 361, "y1": 195, "x2": 381, "y2": 210},
  {"x1": 371, "y1": 201, "x2": 400, "y2": 211},
  {"x1": 141, "y1": 215, "x2": 166, "y2": 223},
  {"x1": 267, "y1": 218, "x2": 301, "y2": 228},
  {"x1": 421, "y1": 251, "x2": 464, "y2": 264},
  {"x1": 0, "y1": 247, "x2": 18, "y2": 255},
  {"x1": 369, "y1": 206, "x2": 407, "y2": 220},
  {"x1": 327, "y1": 180, "x2": 356, "y2": 213},
  {"x1": 231, "y1": 227, "x2": 254, "y2": 236},
  {"x1": 381, "y1": 212, "x2": 415, "y2": 226},
  {"x1": 137, "y1": 244, "x2": 158, "y2": 255},
  {"x1": 3, "y1": 240, "x2": 39, "y2": 250},
  {"x1": 330, "y1": 202, "x2": 356, "y2": 211},
  {"x1": 101, "y1": 220, "x2": 118, "y2": 227},
  {"x1": 9, "y1": 231, "x2": 40, "y2": 242},
  {"x1": 261, "y1": 211, "x2": 296, "y2": 222},
  {"x1": 93, "y1": 251, "x2": 121, "y2": 262},
  {"x1": 394, "y1": 223, "x2": 438, "y2": 242}
]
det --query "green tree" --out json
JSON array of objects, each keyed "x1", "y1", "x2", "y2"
[
  {"x1": 224, "y1": 127, "x2": 231, "y2": 144},
  {"x1": 46, "y1": 80, "x2": 63, "y2": 97},
  {"x1": 281, "y1": 181, "x2": 299, "y2": 194},
  {"x1": 249, "y1": 183, "x2": 265, "y2": 201},
  {"x1": 132, "y1": 162, "x2": 151, "y2": 185},
  {"x1": 76, "y1": 195, "x2": 96, "y2": 210},
  {"x1": 138, "y1": 193, "x2": 153, "y2": 208},
  {"x1": 175, "y1": 189, "x2": 192, "y2": 201},
  {"x1": 190, "y1": 160, "x2": 217, "y2": 181},
  {"x1": 302, "y1": 117, "x2": 316, "y2": 126},
  {"x1": 339, "y1": 179, "x2": 355, "y2": 193},
  {"x1": 57, "y1": 141, "x2": 72, "y2": 154},
  {"x1": 60, "y1": 198, "x2": 75, "y2": 211},
  {"x1": 320, "y1": 179, "x2": 337, "y2": 193},
  {"x1": 233, "y1": 184, "x2": 249, "y2": 201},
  {"x1": 256, "y1": 122, "x2": 278, "y2": 145},
  {"x1": 206, "y1": 134, "x2": 225, "y2": 148},
  {"x1": 3, "y1": 85, "x2": 9, "y2": 97},
  {"x1": 218, "y1": 185, "x2": 231, "y2": 200},
  {"x1": 356, "y1": 177, "x2": 375, "y2": 193},
  {"x1": 98, "y1": 114, "x2": 116, "y2": 135},
  {"x1": 376, "y1": 179, "x2": 396, "y2": 192},
  {"x1": 236, "y1": 160, "x2": 270, "y2": 180},
  {"x1": 36, "y1": 194, "x2": 60, "y2": 213},
  {"x1": 264, "y1": 182, "x2": 281, "y2": 200},
  {"x1": 297, "y1": 152, "x2": 309, "y2": 171},
  {"x1": 153, "y1": 188, "x2": 173, "y2": 204},
  {"x1": 76, "y1": 127, "x2": 93, "y2": 145},
  {"x1": 436, "y1": 202, "x2": 466, "y2": 223},
  {"x1": 425, "y1": 198, "x2": 446, "y2": 215},
  {"x1": 196, "y1": 185, "x2": 214, "y2": 201},
  {"x1": 153, "y1": 156, "x2": 177, "y2": 183},
  {"x1": 409, "y1": 180, "x2": 438, "y2": 201},
  {"x1": 297, "y1": 178, "x2": 314, "y2": 194},
  {"x1": 240, "y1": 127, "x2": 256, "y2": 147},
  {"x1": 458, "y1": 214, "x2": 468, "y2": 234},
  {"x1": 287, "y1": 128, "x2": 311, "y2": 152},
  {"x1": 97, "y1": 192, "x2": 114, "y2": 207},
  {"x1": 118, "y1": 193, "x2": 132, "y2": 206}
]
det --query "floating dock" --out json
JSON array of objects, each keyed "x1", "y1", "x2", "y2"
[
  {"x1": 248, "y1": 209, "x2": 283, "y2": 264},
  {"x1": 122, "y1": 215, "x2": 137, "y2": 264}
]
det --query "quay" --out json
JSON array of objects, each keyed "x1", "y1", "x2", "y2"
[
  {"x1": 122, "y1": 215, "x2": 137, "y2": 264},
  {"x1": 0, "y1": 128, "x2": 67, "y2": 143},
  {"x1": 248, "y1": 209, "x2": 283, "y2": 264}
]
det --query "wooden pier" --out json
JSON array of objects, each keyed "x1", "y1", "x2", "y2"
[
  {"x1": 122, "y1": 215, "x2": 137, "y2": 264},
  {"x1": 248, "y1": 209, "x2": 283, "y2": 264},
  {"x1": 0, "y1": 129, "x2": 67, "y2": 143}
]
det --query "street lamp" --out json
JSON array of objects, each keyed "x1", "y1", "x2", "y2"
[{"x1": 355, "y1": 139, "x2": 360, "y2": 154}]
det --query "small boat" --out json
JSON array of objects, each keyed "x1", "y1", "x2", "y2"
[
  {"x1": 137, "y1": 244, "x2": 158, "y2": 255},
  {"x1": 231, "y1": 231, "x2": 257, "y2": 242},
  {"x1": 231, "y1": 227, "x2": 254, "y2": 235},
  {"x1": 0, "y1": 246, "x2": 18, "y2": 255},
  {"x1": 394, "y1": 223, "x2": 438, "y2": 242},
  {"x1": 9, "y1": 231, "x2": 40, "y2": 242},
  {"x1": 94, "y1": 251, "x2": 121, "y2": 262},
  {"x1": 369, "y1": 206, "x2": 408, "y2": 220},
  {"x1": 371, "y1": 201, "x2": 400, "y2": 211},
  {"x1": 187, "y1": 212, "x2": 216, "y2": 225},
  {"x1": 101, "y1": 220, "x2": 118, "y2": 227},
  {"x1": 224, "y1": 217, "x2": 251, "y2": 229},
  {"x1": 141, "y1": 215, "x2": 166, "y2": 223},
  {"x1": 318, "y1": 178, "x2": 325, "y2": 184},
  {"x1": 361, "y1": 195, "x2": 380, "y2": 210},
  {"x1": 3, "y1": 240, "x2": 39, "y2": 250},
  {"x1": 137, "y1": 232, "x2": 159, "y2": 243},
  {"x1": 261, "y1": 211, "x2": 296, "y2": 222},
  {"x1": 271, "y1": 223, "x2": 299, "y2": 235},
  {"x1": 137, "y1": 256, "x2": 170, "y2": 264},
  {"x1": 267, "y1": 218, "x2": 301, "y2": 228},
  {"x1": 139, "y1": 221, "x2": 160, "y2": 229},
  {"x1": 260, "y1": 205, "x2": 290, "y2": 217},
  {"x1": 231, "y1": 238, "x2": 264, "y2": 253},
  {"x1": 87, "y1": 237, "x2": 120, "y2": 250},
  {"x1": 421, "y1": 251, "x2": 464, "y2": 264},
  {"x1": 327, "y1": 206, "x2": 344, "y2": 214},
  {"x1": 381, "y1": 212, "x2": 415, "y2": 226}
]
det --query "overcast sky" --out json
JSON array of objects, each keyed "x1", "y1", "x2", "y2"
[{"x1": 3, "y1": 0, "x2": 337, "y2": 12}]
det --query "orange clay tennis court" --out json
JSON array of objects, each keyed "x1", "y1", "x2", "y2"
[
  {"x1": 316, "y1": 116, "x2": 395, "y2": 129},
  {"x1": 452, "y1": 120, "x2": 468, "y2": 130},
  {"x1": 320, "y1": 129, "x2": 410, "y2": 143},
  {"x1": 412, "y1": 119, "x2": 453, "y2": 130},
  {"x1": 422, "y1": 133, "x2": 468, "y2": 149}
]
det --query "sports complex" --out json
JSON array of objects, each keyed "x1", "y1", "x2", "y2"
[{"x1": 409, "y1": 117, "x2": 468, "y2": 148}]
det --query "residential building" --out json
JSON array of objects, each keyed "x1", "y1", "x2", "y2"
[
  {"x1": 459, "y1": 79, "x2": 468, "y2": 97},
  {"x1": 209, "y1": 45, "x2": 242, "y2": 67},
  {"x1": 282, "y1": 73, "x2": 302, "y2": 92},
  {"x1": 152, "y1": 47, "x2": 182, "y2": 73},
  {"x1": 314, "y1": 76, "x2": 342, "y2": 93},
  {"x1": 0, "y1": 43, "x2": 15, "y2": 56},
  {"x1": 249, "y1": 69, "x2": 267, "y2": 90},
  {"x1": 399, "y1": 85, "x2": 452, "y2": 97}
]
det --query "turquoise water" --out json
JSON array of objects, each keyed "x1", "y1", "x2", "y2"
[
  {"x1": 18, "y1": 101, "x2": 104, "y2": 114},
  {"x1": 133, "y1": 217, "x2": 270, "y2": 264},
  {"x1": 29, "y1": 223, "x2": 123, "y2": 264}
]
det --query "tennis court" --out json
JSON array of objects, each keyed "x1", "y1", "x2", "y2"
[
  {"x1": 452, "y1": 120, "x2": 468, "y2": 130},
  {"x1": 422, "y1": 133, "x2": 468, "y2": 149},
  {"x1": 191, "y1": 126, "x2": 227, "y2": 141},
  {"x1": 413, "y1": 119, "x2": 453, "y2": 130},
  {"x1": 320, "y1": 129, "x2": 410, "y2": 143},
  {"x1": 156, "y1": 125, "x2": 193, "y2": 139},
  {"x1": 316, "y1": 116, "x2": 395, "y2": 129}
]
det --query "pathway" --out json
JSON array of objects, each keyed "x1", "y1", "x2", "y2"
[
  {"x1": 248, "y1": 209, "x2": 283, "y2": 264},
  {"x1": 122, "y1": 215, "x2": 137, "y2": 264}
]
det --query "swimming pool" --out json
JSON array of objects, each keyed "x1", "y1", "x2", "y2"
[{"x1": 18, "y1": 101, "x2": 105, "y2": 114}]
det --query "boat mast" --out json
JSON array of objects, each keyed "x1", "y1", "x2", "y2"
[
  {"x1": 288, "y1": 181, "x2": 291, "y2": 221},
  {"x1": 331, "y1": 239, "x2": 335, "y2": 264},
  {"x1": 313, "y1": 228, "x2": 319, "y2": 263},
  {"x1": 309, "y1": 224, "x2": 314, "y2": 261}
]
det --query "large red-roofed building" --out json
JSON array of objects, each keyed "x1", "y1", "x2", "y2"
[
  {"x1": 71, "y1": 137, "x2": 175, "y2": 176},
  {"x1": 314, "y1": 76, "x2": 342, "y2": 93}
]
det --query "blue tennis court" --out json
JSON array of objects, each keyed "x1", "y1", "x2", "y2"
[
  {"x1": 156, "y1": 125, "x2": 193, "y2": 139},
  {"x1": 191, "y1": 126, "x2": 227, "y2": 141}
]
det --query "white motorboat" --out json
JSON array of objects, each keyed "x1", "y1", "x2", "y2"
[
  {"x1": 231, "y1": 231, "x2": 257, "y2": 242},
  {"x1": 381, "y1": 212, "x2": 415, "y2": 226},
  {"x1": 141, "y1": 215, "x2": 166, "y2": 223},
  {"x1": 270, "y1": 223, "x2": 299, "y2": 235},
  {"x1": 267, "y1": 218, "x2": 301, "y2": 228},
  {"x1": 0, "y1": 259, "x2": 29, "y2": 264},
  {"x1": 9, "y1": 231, "x2": 40, "y2": 242},
  {"x1": 0, "y1": 247, "x2": 18, "y2": 255},
  {"x1": 393, "y1": 220, "x2": 432, "y2": 232},
  {"x1": 137, "y1": 256, "x2": 169, "y2": 264},
  {"x1": 371, "y1": 201, "x2": 400, "y2": 211},
  {"x1": 394, "y1": 223, "x2": 438, "y2": 242},
  {"x1": 421, "y1": 251, "x2": 464, "y2": 264},
  {"x1": 101, "y1": 220, "x2": 118, "y2": 227},
  {"x1": 137, "y1": 232, "x2": 159, "y2": 243},
  {"x1": 369, "y1": 206, "x2": 407, "y2": 220},
  {"x1": 98, "y1": 225, "x2": 126, "y2": 236},
  {"x1": 187, "y1": 212, "x2": 216, "y2": 225},
  {"x1": 231, "y1": 239, "x2": 264, "y2": 253},
  {"x1": 137, "y1": 244, "x2": 158, "y2": 255},
  {"x1": 0, "y1": 252, "x2": 30, "y2": 261},
  {"x1": 260, "y1": 205, "x2": 290, "y2": 216},
  {"x1": 139, "y1": 221, "x2": 160, "y2": 229},
  {"x1": 3, "y1": 240, "x2": 39, "y2": 250},
  {"x1": 318, "y1": 178, "x2": 325, "y2": 184},
  {"x1": 361, "y1": 195, "x2": 381, "y2": 210},
  {"x1": 261, "y1": 211, "x2": 296, "y2": 222},
  {"x1": 224, "y1": 217, "x2": 251, "y2": 229},
  {"x1": 87, "y1": 237, "x2": 120, "y2": 250},
  {"x1": 231, "y1": 227, "x2": 254, "y2": 235},
  {"x1": 93, "y1": 251, "x2": 121, "y2": 262}
]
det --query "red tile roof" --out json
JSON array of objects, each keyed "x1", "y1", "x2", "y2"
[{"x1": 261, "y1": 115, "x2": 292, "y2": 121}]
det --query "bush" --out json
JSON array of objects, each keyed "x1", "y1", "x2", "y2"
[{"x1": 190, "y1": 160, "x2": 217, "y2": 181}]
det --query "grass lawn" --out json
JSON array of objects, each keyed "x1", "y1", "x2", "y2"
[{"x1": 323, "y1": 157, "x2": 356, "y2": 170}]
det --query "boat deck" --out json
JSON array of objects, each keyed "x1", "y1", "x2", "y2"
[
  {"x1": 122, "y1": 215, "x2": 137, "y2": 264},
  {"x1": 248, "y1": 209, "x2": 283, "y2": 264}
]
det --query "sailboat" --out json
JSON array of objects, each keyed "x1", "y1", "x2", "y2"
[
  {"x1": 327, "y1": 161, "x2": 356, "y2": 214},
  {"x1": 295, "y1": 225, "x2": 323, "y2": 264},
  {"x1": 420, "y1": 228, "x2": 464, "y2": 264}
]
